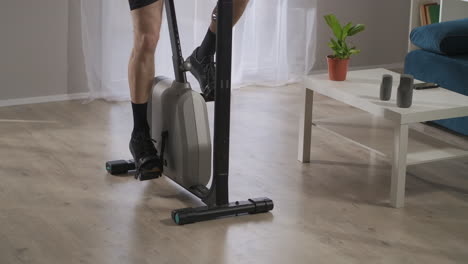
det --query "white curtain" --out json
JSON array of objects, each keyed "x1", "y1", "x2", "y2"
[{"x1": 81, "y1": 0, "x2": 317, "y2": 101}]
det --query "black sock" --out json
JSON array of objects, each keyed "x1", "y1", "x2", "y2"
[
  {"x1": 131, "y1": 102, "x2": 150, "y2": 136},
  {"x1": 197, "y1": 29, "x2": 216, "y2": 59}
]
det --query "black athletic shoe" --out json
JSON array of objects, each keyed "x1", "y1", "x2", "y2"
[
  {"x1": 129, "y1": 131, "x2": 162, "y2": 181},
  {"x1": 186, "y1": 47, "x2": 216, "y2": 102}
]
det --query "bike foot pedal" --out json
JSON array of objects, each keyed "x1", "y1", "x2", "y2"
[{"x1": 135, "y1": 169, "x2": 162, "y2": 181}]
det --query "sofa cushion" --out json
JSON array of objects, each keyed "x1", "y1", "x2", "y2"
[
  {"x1": 410, "y1": 18, "x2": 468, "y2": 55},
  {"x1": 405, "y1": 49, "x2": 468, "y2": 95},
  {"x1": 405, "y1": 49, "x2": 468, "y2": 136}
]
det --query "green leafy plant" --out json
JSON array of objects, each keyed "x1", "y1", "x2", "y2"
[{"x1": 324, "y1": 14, "x2": 365, "y2": 60}]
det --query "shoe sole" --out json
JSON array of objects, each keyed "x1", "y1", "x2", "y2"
[
  {"x1": 137, "y1": 167, "x2": 162, "y2": 181},
  {"x1": 129, "y1": 140, "x2": 162, "y2": 181}
]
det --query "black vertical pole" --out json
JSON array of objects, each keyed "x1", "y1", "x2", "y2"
[
  {"x1": 165, "y1": 0, "x2": 187, "y2": 83},
  {"x1": 212, "y1": 0, "x2": 233, "y2": 206}
]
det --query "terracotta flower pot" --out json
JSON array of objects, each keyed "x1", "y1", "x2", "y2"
[{"x1": 327, "y1": 56, "x2": 349, "y2": 81}]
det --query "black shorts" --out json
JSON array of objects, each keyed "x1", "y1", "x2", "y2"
[{"x1": 129, "y1": 0, "x2": 160, "y2": 11}]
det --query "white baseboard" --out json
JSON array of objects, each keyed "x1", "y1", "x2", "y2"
[
  {"x1": 0, "y1": 93, "x2": 90, "y2": 108},
  {"x1": 310, "y1": 62, "x2": 405, "y2": 75}
]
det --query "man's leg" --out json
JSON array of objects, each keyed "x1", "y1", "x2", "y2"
[
  {"x1": 187, "y1": 0, "x2": 250, "y2": 101},
  {"x1": 129, "y1": 0, "x2": 163, "y2": 104},
  {"x1": 200, "y1": 0, "x2": 250, "y2": 58},
  {"x1": 128, "y1": 0, "x2": 164, "y2": 180}
]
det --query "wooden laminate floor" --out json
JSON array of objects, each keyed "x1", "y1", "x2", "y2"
[{"x1": 1, "y1": 84, "x2": 468, "y2": 264}]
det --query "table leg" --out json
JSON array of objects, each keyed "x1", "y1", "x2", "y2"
[
  {"x1": 298, "y1": 88, "x2": 314, "y2": 163},
  {"x1": 390, "y1": 124, "x2": 409, "y2": 208}
]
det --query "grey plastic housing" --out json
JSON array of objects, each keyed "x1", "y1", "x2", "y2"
[{"x1": 148, "y1": 76, "x2": 212, "y2": 189}]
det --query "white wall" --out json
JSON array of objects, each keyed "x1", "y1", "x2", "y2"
[
  {"x1": 441, "y1": 0, "x2": 468, "y2": 22},
  {"x1": 1, "y1": 0, "x2": 410, "y2": 103},
  {"x1": 68, "y1": 0, "x2": 88, "y2": 95},
  {"x1": 0, "y1": 0, "x2": 69, "y2": 100}
]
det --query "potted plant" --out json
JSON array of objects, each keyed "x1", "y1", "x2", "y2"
[{"x1": 324, "y1": 14, "x2": 365, "y2": 81}]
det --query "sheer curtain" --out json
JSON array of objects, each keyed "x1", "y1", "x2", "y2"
[{"x1": 81, "y1": 0, "x2": 317, "y2": 100}]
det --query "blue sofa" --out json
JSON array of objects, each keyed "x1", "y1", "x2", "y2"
[{"x1": 405, "y1": 18, "x2": 468, "y2": 136}]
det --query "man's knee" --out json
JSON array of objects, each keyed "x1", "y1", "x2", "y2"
[{"x1": 134, "y1": 32, "x2": 160, "y2": 54}]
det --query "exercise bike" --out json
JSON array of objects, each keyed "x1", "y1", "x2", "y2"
[{"x1": 105, "y1": 0, "x2": 274, "y2": 225}]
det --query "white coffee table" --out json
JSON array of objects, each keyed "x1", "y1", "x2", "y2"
[{"x1": 298, "y1": 68, "x2": 468, "y2": 208}]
